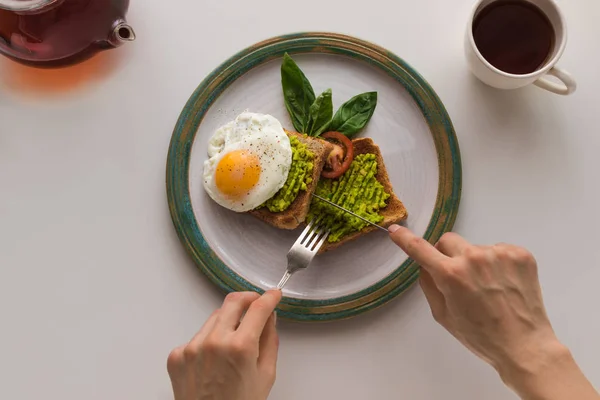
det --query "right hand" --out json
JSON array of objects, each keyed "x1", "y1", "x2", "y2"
[
  {"x1": 388, "y1": 226, "x2": 600, "y2": 400},
  {"x1": 389, "y1": 227, "x2": 561, "y2": 374}
]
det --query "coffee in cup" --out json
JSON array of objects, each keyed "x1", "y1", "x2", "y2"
[{"x1": 465, "y1": 0, "x2": 576, "y2": 95}]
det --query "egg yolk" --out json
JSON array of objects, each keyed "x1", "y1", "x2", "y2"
[{"x1": 215, "y1": 150, "x2": 261, "y2": 198}]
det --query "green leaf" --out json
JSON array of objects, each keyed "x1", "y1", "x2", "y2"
[
  {"x1": 329, "y1": 92, "x2": 378, "y2": 137},
  {"x1": 306, "y1": 89, "x2": 333, "y2": 137},
  {"x1": 281, "y1": 53, "x2": 315, "y2": 133}
]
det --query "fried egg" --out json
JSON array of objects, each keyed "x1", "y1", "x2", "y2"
[{"x1": 203, "y1": 112, "x2": 292, "y2": 212}]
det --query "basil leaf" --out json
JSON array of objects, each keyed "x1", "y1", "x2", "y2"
[
  {"x1": 329, "y1": 92, "x2": 378, "y2": 137},
  {"x1": 281, "y1": 53, "x2": 315, "y2": 133},
  {"x1": 306, "y1": 89, "x2": 333, "y2": 137}
]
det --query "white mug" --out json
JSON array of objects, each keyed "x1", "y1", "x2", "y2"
[{"x1": 465, "y1": 0, "x2": 576, "y2": 95}]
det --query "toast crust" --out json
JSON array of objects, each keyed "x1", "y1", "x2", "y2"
[
  {"x1": 248, "y1": 130, "x2": 333, "y2": 229},
  {"x1": 318, "y1": 137, "x2": 408, "y2": 252}
]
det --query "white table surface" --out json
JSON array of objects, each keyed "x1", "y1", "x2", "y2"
[{"x1": 1, "y1": 0, "x2": 599, "y2": 399}]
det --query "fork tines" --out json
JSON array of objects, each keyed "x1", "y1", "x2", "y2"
[
  {"x1": 276, "y1": 219, "x2": 330, "y2": 290},
  {"x1": 298, "y1": 219, "x2": 329, "y2": 251}
]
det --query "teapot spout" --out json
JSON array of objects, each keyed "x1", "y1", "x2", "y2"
[{"x1": 109, "y1": 22, "x2": 136, "y2": 46}]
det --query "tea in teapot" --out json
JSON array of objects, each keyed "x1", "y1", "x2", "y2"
[{"x1": 0, "y1": 0, "x2": 135, "y2": 67}]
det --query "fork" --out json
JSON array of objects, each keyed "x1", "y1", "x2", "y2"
[{"x1": 276, "y1": 219, "x2": 330, "y2": 290}]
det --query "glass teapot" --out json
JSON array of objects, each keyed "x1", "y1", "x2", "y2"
[{"x1": 0, "y1": 0, "x2": 135, "y2": 67}]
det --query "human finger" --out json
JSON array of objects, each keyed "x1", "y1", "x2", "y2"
[
  {"x1": 167, "y1": 345, "x2": 186, "y2": 378},
  {"x1": 258, "y1": 312, "x2": 279, "y2": 377},
  {"x1": 217, "y1": 292, "x2": 261, "y2": 330},
  {"x1": 238, "y1": 290, "x2": 282, "y2": 339},
  {"x1": 388, "y1": 225, "x2": 449, "y2": 273},
  {"x1": 167, "y1": 345, "x2": 190, "y2": 399},
  {"x1": 420, "y1": 268, "x2": 448, "y2": 325},
  {"x1": 186, "y1": 310, "x2": 220, "y2": 353},
  {"x1": 435, "y1": 232, "x2": 471, "y2": 257}
]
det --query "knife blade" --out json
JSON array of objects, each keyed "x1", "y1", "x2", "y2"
[{"x1": 311, "y1": 193, "x2": 389, "y2": 233}]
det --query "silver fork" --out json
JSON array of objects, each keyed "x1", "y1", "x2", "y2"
[{"x1": 276, "y1": 220, "x2": 330, "y2": 290}]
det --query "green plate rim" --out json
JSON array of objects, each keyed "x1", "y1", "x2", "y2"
[{"x1": 166, "y1": 32, "x2": 462, "y2": 321}]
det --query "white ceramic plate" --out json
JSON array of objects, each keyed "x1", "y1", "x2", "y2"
[{"x1": 167, "y1": 33, "x2": 461, "y2": 321}]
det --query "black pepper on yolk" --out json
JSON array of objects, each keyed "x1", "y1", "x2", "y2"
[{"x1": 215, "y1": 150, "x2": 261, "y2": 198}]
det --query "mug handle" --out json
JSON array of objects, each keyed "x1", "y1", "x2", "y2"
[{"x1": 534, "y1": 66, "x2": 577, "y2": 95}]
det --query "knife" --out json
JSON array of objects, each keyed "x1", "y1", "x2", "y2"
[{"x1": 311, "y1": 193, "x2": 389, "y2": 233}]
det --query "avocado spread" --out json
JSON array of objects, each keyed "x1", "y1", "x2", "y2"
[
  {"x1": 307, "y1": 153, "x2": 390, "y2": 243},
  {"x1": 262, "y1": 136, "x2": 314, "y2": 212}
]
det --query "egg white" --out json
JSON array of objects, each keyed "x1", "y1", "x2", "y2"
[{"x1": 203, "y1": 112, "x2": 292, "y2": 212}]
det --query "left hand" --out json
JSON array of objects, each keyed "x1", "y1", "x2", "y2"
[{"x1": 167, "y1": 290, "x2": 282, "y2": 400}]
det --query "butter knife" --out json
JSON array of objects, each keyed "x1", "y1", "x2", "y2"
[{"x1": 311, "y1": 193, "x2": 389, "y2": 233}]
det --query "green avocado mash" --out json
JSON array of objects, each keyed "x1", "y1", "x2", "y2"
[
  {"x1": 262, "y1": 136, "x2": 314, "y2": 212},
  {"x1": 307, "y1": 153, "x2": 390, "y2": 243}
]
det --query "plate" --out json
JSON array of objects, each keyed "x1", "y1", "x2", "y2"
[{"x1": 166, "y1": 32, "x2": 462, "y2": 321}]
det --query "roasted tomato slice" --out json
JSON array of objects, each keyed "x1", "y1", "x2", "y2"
[{"x1": 321, "y1": 131, "x2": 354, "y2": 179}]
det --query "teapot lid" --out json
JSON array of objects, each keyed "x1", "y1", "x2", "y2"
[{"x1": 0, "y1": 0, "x2": 60, "y2": 12}]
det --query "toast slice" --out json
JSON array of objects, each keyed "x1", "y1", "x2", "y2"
[
  {"x1": 248, "y1": 130, "x2": 333, "y2": 229},
  {"x1": 318, "y1": 137, "x2": 408, "y2": 253}
]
